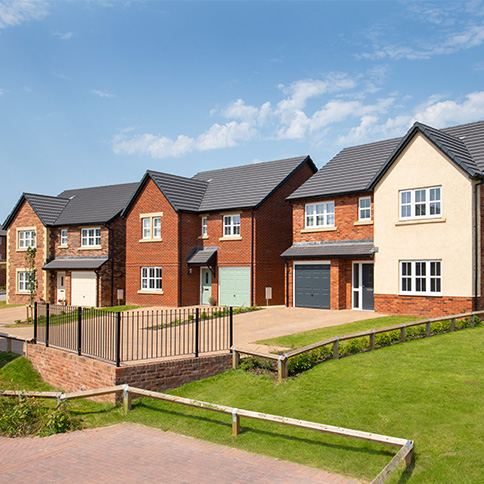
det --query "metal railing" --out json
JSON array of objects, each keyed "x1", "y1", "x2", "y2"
[{"x1": 34, "y1": 303, "x2": 233, "y2": 366}]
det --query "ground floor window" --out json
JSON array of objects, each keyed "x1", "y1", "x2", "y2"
[
  {"x1": 17, "y1": 271, "x2": 33, "y2": 293},
  {"x1": 141, "y1": 267, "x2": 162, "y2": 290},
  {"x1": 400, "y1": 260, "x2": 441, "y2": 296}
]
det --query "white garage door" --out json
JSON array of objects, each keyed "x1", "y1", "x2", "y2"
[
  {"x1": 219, "y1": 267, "x2": 251, "y2": 307},
  {"x1": 71, "y1": 272, "x2": 97, "y2": 307}
]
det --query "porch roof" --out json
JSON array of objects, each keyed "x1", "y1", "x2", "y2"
[
  {"x1": 281, "y1": 240, "x2": 376, "y2": 259},
  {"x1": 186, "y1": 247, "x2": 218, "y2": 266},
  {"x1": 43, "y1": 257, "x2": 109, "y2": 270}
]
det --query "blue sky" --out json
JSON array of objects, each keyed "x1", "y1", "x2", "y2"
[{"x1": 2, "y1": 0, "x2": 484, "y2": 222}]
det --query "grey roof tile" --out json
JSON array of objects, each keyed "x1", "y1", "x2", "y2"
[
  {"x1": 43, "y1": 257, "x2": 109, "y2": 270},
  {"x1": 194, "y1": 156, "x2": 315, "y2": 211},
  {"x1": 55, "y1": 182, "x2": 139, "y2": 226},
  {"x1": 289, "y1": 120, "x2": 484, "y2": 201},
  {"x1": 186, "y1": 247, "x2": 218, "y2": 265},
  {"x1": 281, "y1": 240, "x2": 375, "y2": 259}
]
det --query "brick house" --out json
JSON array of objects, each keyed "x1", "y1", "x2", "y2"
[
  {"x1": 122, "y1": 156, "x2": 317, "y2": 307},
  {"x1": 3, "y1": 183, "x2": 138, "y2": 307},
  {"x1": 0, "y1": 224, "x2": 6, "y2": 287},
  {"x1": 282, "y1": 120, "x2": 484, "y2": 317}
]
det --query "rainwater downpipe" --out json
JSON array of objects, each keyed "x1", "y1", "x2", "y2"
[
  {"x1": 474, "y1": 178, "x2": 484, "y2": 311},
  {"x1": 285, "y1": 260, "x2": 289, "y2": 307},
  {"x1": 251, "y1": 209, "x2": 254, "y2": 307},
  {"x1": 178, "y1": 213, "x2": 182, "y2": 307},
  {"x1": 104, "y1": 223, "x2": 115, "y2": 307}
]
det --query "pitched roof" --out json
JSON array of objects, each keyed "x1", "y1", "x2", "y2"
[
  {"x1": 2, "y1": 193, "x2": 70, "y2": 230},
  {"x1": 0, "y1": 224, "x2": 6, "y2": 237},
  {"x1": 43, "y1": 256, "x2": 109, "y2": 270},
  {"x1": 3, "y1": 183, "x2": 139, "y2": 230},
  {"x1": 281, "y1": 239, "x2": 375, "y2": 259},
  {"x1": 193, "y1": 156, "x2": 316, "y2": 212},
  {"x1": 288, "y1": 120, "x2": 484, "y2": 201},
  {"x1": 55, "y1": 182, "x2": 139, "y2": 226}
]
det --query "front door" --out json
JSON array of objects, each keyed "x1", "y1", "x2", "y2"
[
  {"x1": 352, "y1": 262, "x2": 374, "y2": 310},
  {"x1": 57, "y1": 272, "x2": 66, "y2": 303},
  {"x1": 201, "y1": 268, "x2": 212, "y2": 305}
]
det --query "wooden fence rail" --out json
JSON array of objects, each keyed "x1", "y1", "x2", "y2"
[
  {"x1": 0, "y1": 384, "x2": 413, "y2": 484},
  {"x1": 233, "y1": 310, "x2": 484, "y2": 380}
]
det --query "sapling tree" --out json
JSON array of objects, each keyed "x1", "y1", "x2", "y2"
[{"x1": 24, "y1": 246, "x2": 38, "y2": 320}]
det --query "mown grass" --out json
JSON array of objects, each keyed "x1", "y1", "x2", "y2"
[
  {"x1": 257, "y1": 315, "x2": 419, "y2": 349},
  {"x1": 0, "y1": 301, "x2": 23, "y2": 309},
  {"x1": 1, "y1": 326, "x2": 484, "y2": 482}
]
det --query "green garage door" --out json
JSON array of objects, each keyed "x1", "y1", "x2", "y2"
[{"x1": 219, "y1": 268, "x2": 251, "y2": 307}]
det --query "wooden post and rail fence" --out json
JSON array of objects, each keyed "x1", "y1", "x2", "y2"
[
  {"x1": 232, "y1": 310, "x2": 484, "y2": 381},
  {"x1": 0, "y1": 385, "x2": 414, "y2": 484}
]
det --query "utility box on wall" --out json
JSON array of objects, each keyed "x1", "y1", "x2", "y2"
[{"x1": 265, "y1": 287, "x2": 272, "y2": 306}]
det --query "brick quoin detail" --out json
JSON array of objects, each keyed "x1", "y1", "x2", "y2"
[{"x1": 28, "y1": 344, "x2": 232, "y2": 403}]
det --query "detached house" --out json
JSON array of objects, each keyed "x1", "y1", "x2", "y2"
[
  {"x1": 283, "y1": 120, "x2": 484, "y2": 317},
  {"x1": 122, "y1": 156, "x2": 317, "y2": 307},
  {"x1": 3, "y1": 183, "x2": 138, "y2": 307}
]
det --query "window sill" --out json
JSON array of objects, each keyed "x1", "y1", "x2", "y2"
[
  {"x1": 219, "y1": 236, "x2": 242, "y2": 241},
  {"x1": 78, "y1": 246, "x2": 102, "y2": 251},
  {"x1": 395, "y1": 218, "x2": 446, "y2": 226},
  {"x1": 198, "y1": 235, "x2": 209, "y2": 240},
  {"x1": 398, "y1": 293, "x2": 442, "y2": 297},
  {"x1": 58, "y1": 245, "x2": 69, "y2": 249},
  {"x1": 354, "y1": 220, "x2": 373, "y2": 226},
  {"x1": 137, "y1": 290, "x2": 164, "y2": 295},
  {"x1": 301, "y1": 227, "x2": 337, "y2": 233},
  {"x1": 16, "y1": 248, "x2": 36, "y2": 252},
  {"x1": 139, "y1": 238, "x2": 163, "y2": 243}
]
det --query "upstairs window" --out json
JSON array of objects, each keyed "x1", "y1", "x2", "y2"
[
  {"x1": 201, "y1": 217, "x2": 208, "y2": 237},
  {"x1": 223, "y1": 214, "x2": 240, "y2": 237},
  {"x1": 400, "y1": 187, "x2": 441, "y2": 220},
  {"x1": 60, "y1": 229, "x2": 68, "y2": 246},
  {"x1": 358, "y1": 197, "x2": 371, "y2": 221},
  {"x1": 18, "y1": 230, "x2": 36, "y2": 249},
  {"x1": 305, "y1": 202, "x2": 335, "y2": 228},
  {"x1": 141, "y1": 215, "x2": 162, "y2": 240},
  {"x1": 81, "y1": 228, "x2": 101, "y2": 247}
]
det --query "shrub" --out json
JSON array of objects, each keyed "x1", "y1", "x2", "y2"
[
  {"x1": 288, "y1": 352, "x2": 315, "y2": 374},
  {"x1": 239, "y1": 357, "x2": 271, "y2": 372}
]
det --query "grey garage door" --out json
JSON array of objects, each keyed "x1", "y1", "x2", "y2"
[
  {"x1": 294, "y1": 264, "x2": 330, "y2": 309},
  {"x1": 219, "y1": 268, "x2": 251, "y2": 307}
]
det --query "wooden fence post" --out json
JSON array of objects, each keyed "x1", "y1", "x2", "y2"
[
  {"x1": 471, "y1": 314, "x2": 475, "y2": 327},
  {"x1": 370, "y1": 331, "x2": 375, "y2": 351},
  {"x1": 232, "y1": 409, "x2": 240, "y2": 436},
  {"x1": 333, "y1": 338, "x2": 339, "y2": 359},
  {"x1": 400, "y1": 324, "x2": 406, "y2": 343},
  {"x1": 232, "y1": 348, "x2": 240, "y2": 369},
  {"x1": 123, "y1": 385, "x2": 132, "y2": 414},
  {"x1": 451, "y1": 317, "x2": 456, "y2": 331},
  {"x1": 278, "y1": 355, "x2": 288, "y2": 381},
  {"x1": 426, "y1": 322, "x2": 431, "y2": 337}
]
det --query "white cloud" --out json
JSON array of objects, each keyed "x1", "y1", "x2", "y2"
[
  {"x1": 0, "y1": 88, "x2": 5, "y2": 96},
  {"x1": 52, "y1": 31, "x2": 73, "y2": 40},
  {"x1": 0, "y1": 0, "x2": 48, "y2": 29},
  {"x1": 90, "y1": 89, "x2": 115, "y2": 98}
]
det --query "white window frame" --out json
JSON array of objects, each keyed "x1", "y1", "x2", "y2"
[
  {"x1": 201, "y1": 216, "x2": 208, "y2": 237},
  {"x1": 153, "y1": 217, "x2": 161, "y2": 239},
  {"x1": 141, "y1": 267, "x2": 163, "y2": 291},
  {"x1": 399, "y1": 186, "x2": 441, "y2": 220},
  {"x1": 60, "y1": 229, "x2": 68, "y2": 246},
  {"x1": 17, "y1": 271, "x2": 32, "y2": 293},
  {"x1": 142, "y1": 218, "x2": 151, "y2": 239},
  {"x1": 223, "y1": 214, "x2": 241, "y2": 237},
  {"x1": 18, "y1": 230, "x2": 36, "y2": 249},
  {"x1": 358, "y1": 197, "x2": 371, "y2": 221},
  {"x1": 81, "y1": 227, "x2": 101, "y2": 247},
  {"x1": 141, "y1": 216, "x2": 161, "y2": 240},
  {"x1": 400, "y1": 260, "x2": 442, "y2": 296},
  {"x1": 305, "y1": 202, "x2": 335, "y2": 228}
]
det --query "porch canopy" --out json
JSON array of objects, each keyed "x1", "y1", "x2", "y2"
[
  {"x1": 281, "y1": 240, "x2": 375, "y2": 259},
  {"x1": 186, "y1": 247, "x2": 217, "y2": 275},
  {"x1": 43, "y1": 256, "x2": 109, "y2": 270}
]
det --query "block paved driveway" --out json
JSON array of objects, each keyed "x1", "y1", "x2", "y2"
[{"x1": 0, "y1": 423, "x2": 364, "y2": 484}]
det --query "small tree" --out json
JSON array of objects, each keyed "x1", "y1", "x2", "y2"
[{"x1": 24, "y1": 246, "x2": 38, "y2": 320}]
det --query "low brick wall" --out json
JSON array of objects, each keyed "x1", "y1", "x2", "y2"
[{"x1": 28, "y1": 344, "x2": 232, "y2": 402}]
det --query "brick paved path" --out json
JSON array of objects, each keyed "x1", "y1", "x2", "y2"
[{"x1": 0, "y1": 423, "x2": 364, "y2": 483}]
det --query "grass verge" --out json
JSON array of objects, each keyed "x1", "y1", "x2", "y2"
[{"x1": 1, "y1": 325, "x2": 483, "y2": 482}]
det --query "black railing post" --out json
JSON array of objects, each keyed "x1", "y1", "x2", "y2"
[
  {"x1": 115, "y1": 312, "x2": 121, "y2": 367},
  {"x1": 229, "y1": 307, "x2": 233, "y2": 348},
  {"x1": 195, "y1": 308, "x2": 199, "y2": 358},
  {"x1": 33, "y1": 302, "x2": 37, "y2": 343},
  {"x1": 45, "y1": 303, "x2": 50, "y2": 347},
  {"x1": 77, "y1": 307, "x2": 82, "y2": 356}
]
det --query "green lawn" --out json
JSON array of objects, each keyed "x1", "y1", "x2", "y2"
[
  {"x1": 1, "y1": 326, "x2": 484, "y2": 483},
  {"x1": 257, "y1": 315, "x2": 421, "y2": 348},
  {"x1": 0, "y1": 301, "x2": 23, "y2": 310}
]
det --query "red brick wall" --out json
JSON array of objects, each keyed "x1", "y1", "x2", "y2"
[
  {"x1": 254, "y1": 161, "x2": 316, "y2": 306},
  {"x1": 0, "y1": 262, "x2": 5, "y2": 287},
  {"x1": 375, "y1": 294, "x2": 473, "y2": 317},
  {"x1": 292, "y1": 194, "x2": 373, "y2": 243},
  {"x1": 28, "y1": 344, "x2": 232, "y2": 403},
  {"x1": 0, "y1": 234, "x2": 6, "y2": 260},
  {"x1": 125, "y1": 178, "x2": 180, "y2": 306},
  {"x1": 6, "y1": 200, "x2": 48, "y2": 305}
]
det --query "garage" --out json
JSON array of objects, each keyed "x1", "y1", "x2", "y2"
[
  {"x1": 71, "y1": 271, "x2": 97, "y2": 307},
  {"x1": 294, "y1": 264, "x2": 330, "y2": 309},
  {"x1": 219, "y1": 267, "x2": 250, "y2": 307}
]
